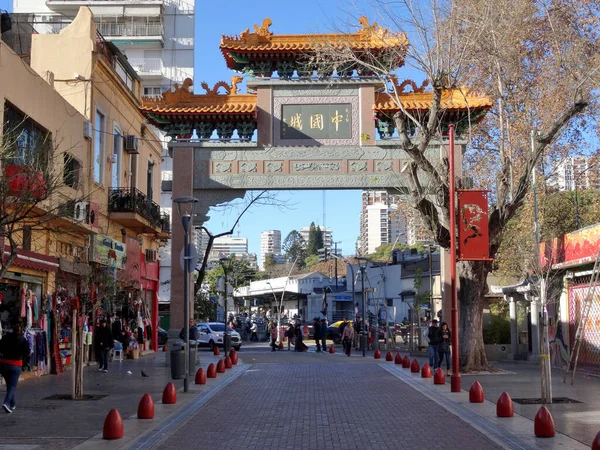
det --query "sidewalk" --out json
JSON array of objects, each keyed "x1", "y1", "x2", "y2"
[{"x1": 0, "y1": 348, "x2": 226, "y2": 450}]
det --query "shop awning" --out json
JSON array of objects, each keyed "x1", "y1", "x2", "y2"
[{"x1": 3, "y1": 246, "x2": 60, "y2": 273}]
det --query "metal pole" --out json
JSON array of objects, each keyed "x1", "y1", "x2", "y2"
[
  {"x1": 449, "y1": 124, "x2": 461, "y2": 393},
  {"x1": 361, "y1": 265, "x2": 366, "y2": 357},
  {"x1": 182, "y1": 215, "x2": 190, "y2": 393},
  {"x1": 222, "y1": 265, "x2": 230, "y2": 355},
  {"x1": 334, "y1": 242, "x2": 339, "y2": 289}
]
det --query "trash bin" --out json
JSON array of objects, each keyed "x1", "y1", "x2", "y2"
[
  {"x1": 170, "y1": 347, "x2": 185, "y2": 380},
  {"x1": 188, "y1": 341, "x2": 198, "y2": 368}
]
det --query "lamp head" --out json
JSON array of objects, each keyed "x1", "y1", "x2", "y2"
[{"x1": 173, "y1": 196, "x2": 198, "y2": 218}]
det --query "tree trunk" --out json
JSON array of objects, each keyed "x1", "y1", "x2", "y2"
[
  {"x1": 457, "y1": 261, "x2": 491, "y2": 372},
  {"x1": 73, "y1": 310, "x2": 85, "y2": 399}
]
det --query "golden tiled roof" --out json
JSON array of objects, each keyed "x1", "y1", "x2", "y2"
[
  {"x1": 220, "y1": 17, "x2": 408, "y2": 56},
  {"x1": 374, "y1": 82, "x2": 493, "y2": 112},
  {"x1": 140, "y1": 77, "x2": 257, "y2": 116}
]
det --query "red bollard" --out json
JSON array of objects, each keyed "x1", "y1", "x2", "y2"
[
  {"x1": 279, "y1": 342, "x2": 284, "y2": 350},
  {"x1": 103, "y1": 409, "x2": 123, "y2": 440},
  {"x1": 374, "y1": 348, "x2": 381, "y2": 359},
  {"x1": 231, "y1": 352, "x2": 238, "y2": 365},
  {"x1": 137, "y1": 393, "x2": 154, "y2": 419},
  {"x1": 394, "y1": 353, "x2": 402, "y2": 364},
  {"x1": 421, "y1": 363, "x2": 432, "y2": 378},
  {"x1": 329, "y1": 344, "x2": 335, "y2": 354},
  {"x1": 534, "y1": 406, "x2": 555, "y2": 438},
  {"x1": 224, "y1": 356, "x2": 232, "y2": 369},
  {"x1": 216, "y1": 359, "x2": 225, "y2": 373},
  {"x1": 469, "y1": 381, "x2": 484, "y2": 403},
  {"x1": 162, "y1": 344, "x2": 167, "y2": 352},
  {"x1": 213, "y1": 346, "x2": 220, "y2": 356},
  {"x1": 207, "y1": 363, "x2": 217, "y2": 378},
  {"x1": 496, "y1": 392, "x2": 514, "y2": 417},
  {"x1": 162, "y1": 382, "x2": 177, "y2": 404},
  {"x1": 410, "y1": 359, "x2": 420, "y2": 373},
  {"x1": 591, "y1": 431, "x2": 600, "y2": 450},
  {"x1": 228, "y1": 349, "x2": 236, "y2": 360},
  {"x1": 402, "y1": 355, "x2": 411, "y2": 368},
  {"x1": 385, "y1": 351, "x2": 393, "y2": 361},
  {"x1": 433, "y1": 368, "x2": 446, "y2": 384},
  {"x1": 195, "y1": 368, "x2": 206, "y2": 385}
]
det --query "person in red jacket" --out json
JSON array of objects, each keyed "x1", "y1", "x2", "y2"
[{"x1": 0, "y1": 323, "x2": 30, "y2": 413}]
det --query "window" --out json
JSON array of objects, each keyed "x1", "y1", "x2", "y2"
[
  {"x1": 143, "y1": 87, "x2": 162, "y2": 98},
  {"x1": 94, "y1": 110, "x2": 105, "y2": 184},
  {"x1": 22, "y1": 227, "x2": 32, "y2": 251},
  {"x1": 63, "y1": 153, "x2": 81, "y2": 188},
  {"x1": 147, "y1": 160, "x2": 154, "y2": 200},
  {"x1": 112, "y1": 129, "x2": 122, "y2": 188},
  {"x1": 3, "y1": 101, "x2": 51, "y2": 168}
]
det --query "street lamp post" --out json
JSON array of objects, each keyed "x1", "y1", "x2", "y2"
[
  {"x1": 173, "y1": 196, "x2": 198, "y2": 394},
  {"x1": 356, "y1": 257, "x2": 369, "y2": 357},
  {"x1": 219, "y1": 257, "x2": 231, "y2": 355}
]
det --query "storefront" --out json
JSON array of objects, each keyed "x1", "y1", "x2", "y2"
[{"x1": 0, "y1": 247, "x2": 59, "y2": 376}]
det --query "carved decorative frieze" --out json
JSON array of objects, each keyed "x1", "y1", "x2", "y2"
[
  {"x1": 350, "y1": 161, "x2": 368, "y2": 172},
  {"x1": 292, "y1": 162, "x2": 341, "y2": 172},
  {"x1": 376, "y1": 161, "x2": 393, "y2": 172},
  {"x1": 266, "y1": 162, "x2": 283, "y2": 173},
  {"x1": 214, "y1": 162, "x2": 232, "y2": 173},
  {"x1": 240, "y1": 162, "x2": 258, "y2": 173}
]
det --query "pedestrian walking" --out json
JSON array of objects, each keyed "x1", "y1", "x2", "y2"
[
  {"x1": 353, "y1": 314, "x2": 362, "y2": 350},
  {"x1": 313, "y1": 318, "x2": 322, "y2": 352},
  {"x1": 438, "y1": 322, "x2": 452, "y2": 375},
  {"x1": 294, "y1": 324, "x2": 305, "y2": 352},
  {"x1": 341, "y1": 318, "x2": 354, "y2": 356},
  {"x1": 425, "y1": 319, "x2": 441, "y2": 369},
  {"x1": 94, "y1": 320, "x2": 114, "y2": 373},
  {"x1": 0, "y1": 323, "x2": 30, "y2": 413},
  {"x1": 250, "y1": 322, "x2": 258, "y2": 341},
  {"x1": 271, "y1": 322, "x2": 279, "y2": 352},
  {"x1": 286, "y1": 323, "x2": 295, "y2": 351},
  {"x1": 320, "y1": 318, "x2": 327, "y2": 351}
]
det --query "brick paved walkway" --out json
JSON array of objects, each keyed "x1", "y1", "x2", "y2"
[{"x1": 148, "y1": 363, "x2": 503, "y2": 450}]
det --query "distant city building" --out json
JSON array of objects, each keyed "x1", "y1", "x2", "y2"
[
  {"x1": 359, "y1": 190, "x2": 406, "y2": 255},
  {"x1": 299, "y1": 225, "x2": 332, "y2": 249},
  {"x1": 260, "y1": 230, "x2": 282, "y2": 267},
  {"x1": 209, "y1": 236, "x2": 249, "y2": 262},
  {"x1": 548, "y1": 156, "x2": 600, "y2": 192}
]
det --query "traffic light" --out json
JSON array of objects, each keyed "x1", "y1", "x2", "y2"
[{"x1": 317, "y1": 247, "x2": 328, "y2": 262}]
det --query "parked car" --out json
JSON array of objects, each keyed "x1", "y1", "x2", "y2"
[
  {"x1": 196, "y1": 322, "x2": 242, "y2": 351},
  {"x1": 327, "y1": 320, "x2": 353, "y2": 344},
  {"x1": 158, "y1": 327, "x2": 169, "y2": 346}
]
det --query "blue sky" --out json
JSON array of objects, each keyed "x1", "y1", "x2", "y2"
[
  {"x1": 0, "y1": 0, "x2": 10, "y2": 12},
  {"x1": 195, "y1": 0, "x2": 369, "y2": 259}
]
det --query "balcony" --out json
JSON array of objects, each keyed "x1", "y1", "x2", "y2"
[
  {"x1": 127, "y1": 58, "x2": 164, "y2": 77},
  {"x1": 96, "y1": 20, "x2": 163, "y2": 42},
  {"x1": 108, "y1": 187, "x2": 161, "y2": 232},
  {"x1": 157, "y1": 213, "x2": 171, "y2": 239}
]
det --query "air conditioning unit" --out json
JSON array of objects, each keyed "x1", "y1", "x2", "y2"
[
  {"x1": 86, "y1": 203, "x2": 100, "y2": 228},
  {"x1": 83, "y1": 121, "x2": 92, "y2": 140},
  {"x1": 73, "y1": 201, "x2": 88, "y2": 222},
  {"x1": 145, "y1": 249, "x2": 157, "y2": 262},
  {"x1": 125, "y1": 135, "x2": 139, "y2": 154}
]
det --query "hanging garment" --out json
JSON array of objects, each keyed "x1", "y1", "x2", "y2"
[
  {"x1": 33, "y1": 295, "x2": 39, "y2": 322},
  {"x1": 26, "y1": 300, "x2": 33, "y2": 329},
  {"x1": 20, "y1": 289, "x2": 27, "y2": 318}
]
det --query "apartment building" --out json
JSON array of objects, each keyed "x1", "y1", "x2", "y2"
[
  {"x1": 260, "y1": 230, "x2": 282, "y2": 267},
  {"x1": 548, "y1": 156, "x2": 600, "y2": 192},
  {"x1": 299, "y1": 225, "x2": 332, "y2": 250}
]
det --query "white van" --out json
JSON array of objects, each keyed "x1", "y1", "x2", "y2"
[{"x1": 196, "y1": 322, "x2": 242, "y2": 351}]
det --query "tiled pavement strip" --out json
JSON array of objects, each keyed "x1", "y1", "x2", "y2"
[{"x1": 131, "y1": 362, "x2": 507, "y2": 450}]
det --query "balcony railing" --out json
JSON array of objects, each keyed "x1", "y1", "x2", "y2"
[
  {"x1": 96, "y1": 21, "x2": 163, "y2": 38},
  {"x1": 128, "y1": 58, "x2": 164, "y2": 76},
  {"x1": 108, "y1": 187, "x2": 161, "y2": 229},
  {"x1": 159, "y1": 213, "x2": 170, "y2": 234}
]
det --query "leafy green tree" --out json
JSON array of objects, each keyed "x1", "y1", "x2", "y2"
[
  {"x1": 306, "y1": 222, "x2": 319, "y2": 256},
  {"x1": 315, "y1": 226, "x2": 324, "y2": 252},
  {"x1": 305, "y1": 254, "x2": 320, "y2": 270},
  {"x1": 263, "y1": 253, "x2": 277, "y2": 270},
  {"x1": 283, "y1": 230, "x2": 307, "y2": 268}
]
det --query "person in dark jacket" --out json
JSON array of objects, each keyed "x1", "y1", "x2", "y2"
[
  {"x1": 425, "y1": 319, "x2": 441, "y2": 369},
  {"x1": 179, "y1": 319, "x2": 199, "y2": 342},
  {"x1": 0, "y1": 323, "x2": 30, "y2": 413},
  {"x1": 94, "y1": 320, "x2": 114, "y2": 373},
  {"x1": 313, "y1": 318, "x2": 322, "y2": 352},
  {"x1": 438, "y1": 322, "x2": 452, "y2": 375}
]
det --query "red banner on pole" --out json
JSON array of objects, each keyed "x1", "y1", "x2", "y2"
[{"x1": 457, "y1": 190, "x2": 492, "y2": 261}]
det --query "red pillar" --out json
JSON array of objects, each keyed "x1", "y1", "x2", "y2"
[
  {"x1": 152, "y1": 283, "x2": 158, "y2": 352},
  {"x1": 448, "y1": 124, "x2": 461, "y2": 393}
]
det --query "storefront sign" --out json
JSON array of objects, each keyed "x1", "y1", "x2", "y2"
[
  {"x1": 457, "y1": 190, "x2": 491, "y2": 261},
  {"x1": 89, "y1": 235, "x2": 126, "y2": 269}
]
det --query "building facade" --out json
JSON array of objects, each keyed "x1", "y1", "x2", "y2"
[
  {"x1": 548, "y1": 156, "x2": 600, "y2": 192},
  {"x1": 260, "y1": 230, "x2": 281, "y2": 267},
  {"x1": 299, "y1": 226, "x2": 332, "y2": 250}
]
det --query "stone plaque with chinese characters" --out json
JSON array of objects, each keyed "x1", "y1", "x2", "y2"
[{"x1": 281, "y1": 104, "x2": 351, "y2": 140}]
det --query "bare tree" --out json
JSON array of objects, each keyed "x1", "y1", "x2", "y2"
[{"x1": 312, "y1": 0, "x2": 599, "y2": 370}]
